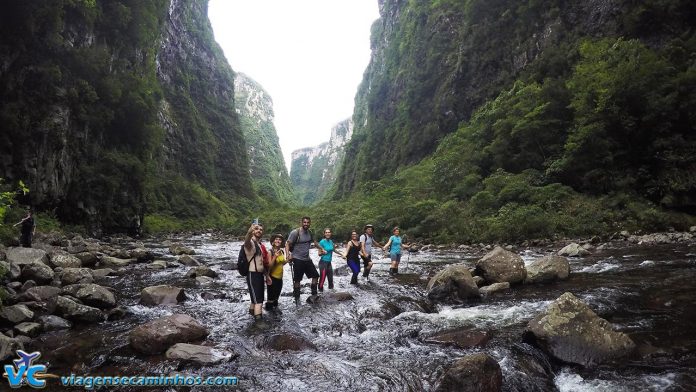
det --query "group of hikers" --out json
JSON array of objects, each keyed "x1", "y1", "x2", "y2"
[{"x1": 241, "y1": 216, "x2": 410, "y2": 320}]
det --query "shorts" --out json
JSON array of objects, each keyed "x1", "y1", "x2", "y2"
[
  {"x1": 246, "y1": 272, "x2": 265, "y2": 304},
  {"x1": 361, "y1": 254, "x2": 373, "y2": 268},
  {"x1": 292, "y1": 258, "x2": 319, "y2": 281},
  {"x1": 390, "y1": 252, "x2": 402, "y2": 262}
]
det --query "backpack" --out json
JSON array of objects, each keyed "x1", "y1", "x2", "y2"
[
  {"x1": 237, "y1": 242, "x2": 260, "y2": 277},
  {"x1": 289, "y1": 228, "x2": 313, "y2": 252}
]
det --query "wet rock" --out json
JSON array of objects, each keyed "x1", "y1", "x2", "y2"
[
  {"x1": 99, "y1": 256, "x2": 133, "y2": 268},
  {"x1": 427, "y1": 265, "x2": 480, "y2": 302},
  {"x1": 170, "y1": 244, "x2": 195, "y2": 256},
  {"x1": 178, "y1": 254, "x2": 200, "y2": 266},
  {"x1": 507, "y1": 343, "x2": 557, "y2": 391},
  {"x1": 20, "y1": 286, "x2": 62, "y2": 302},
  {"x1": 524, "y1": 292, "x2": 636, "y2": 367},
  {"x1": 92, "y1": 268, "x2": 116, "y2": 278},
  {"x1": 37, "y1": 315, "x2": 72, "y2": 331},
  {"x1": 49, "y1": 253, "x2": 82, "y2": 269},
  {"x1": 21, "y1": 280, "x2": 37, "y2": 292},
  {"x1": 473, "y1": 276, "x2": 485, "y2": 287},
  {"x1": 14, "y1": 322, "x2": 41, "y2": 338},
  {"x1": 186, "y1": 266, "x2": 218, "y2": 279},
  {"x1": 165, "y1": 343, "x2": 234, "y2": 364},
  {"x1": 690, "y1": 226, "x2": 696, "y2": 233},
  {"x1": 200, "y1": 291, "x2": 226, "y2": 301},
  {"x1": 74, "y1": 252, "x2": 98, "y2": 267},
  {"x1": 147, "y1": 260, "x2": 168, "y2": 269},
  {"x1": 131, "y1": 248, "x2": 154, "y2": 263},
  {"x1": 20, "y1": 262, "x2": 55, "y2": 284},
  {"x1": 557, "y1": 243, "x2": 590, "y2": 257},
  {"x1": 434, "y1": 353, "x2": 502, "y2": 392},
  {"x1": 5, "y1": 247, "x2": 49, "y2": 267},
  {"x1": 129, "y1": 314, "x2": 208, "y2": 355},
  {"x1": 475, "y1": 247, "x2": 526, "y2": 284},
  {"x1": 0, "y1": 334, "x2": 23, "y2": 361},
  {"x1": 0, "y1": 304, "x2": 34, "y2": 324},
  {"x1": 259, "y1": 333, "x2": 317, "y2": 352},
  {"x1": 59, "y1": 268, "x2": 94, "y2": 285},
  {"x1": 62, "y1": 283, "x2": 116, "y2": 309},
  {"x1": 0, "y1": 260, "x2": 21, "y2": 279},
  {"x1": 140, "y1": 285, "x2": 186, "y2": 306},
  {"x1": 524, "y1": 255, "x2": 570, "y2": 284},
  {"x1": 54, "y1": 296, "x2": 104, "y2": 323},
  {"x1": 479, "y1": 282, "x2": 510, "y2": 296},
  {"x1": 6, "y1": 281, "x2": 22, "y2": 291},
  {"x1": 423, "y1": 329, "x2": 490, "y2": 349},
  {"x1": 195, "y1": 276, "x2": 214, "y2": 286},
  {"x1": 106, "y1": 306, "x2": 128, "y2": 321}
]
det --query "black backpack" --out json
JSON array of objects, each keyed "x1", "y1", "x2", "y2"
[
  {"x1": 237, "y1": 243, "x2": 260, "y2": 277},
  {"x1": 288, "y1": 228, "x2": 313, "y2": 252}
]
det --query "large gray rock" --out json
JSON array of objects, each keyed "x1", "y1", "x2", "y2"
[
  {"x1": 54, "y1": 296, "x2": 104, "y2": 323},
  {"x1": 140, "y1": 285, "x2": 186, "y2": 306},
  {"x1": 557, "y1": 243, "x2": 590, "y2": 257},
  {"x1": 74, "y1": 252, "x2": 98, "y2": 267},
  {"x1": 165, "y1": 343, "x2": 234, "y2": 364},
  {"x1": 130, "y1": 248, "x2": 154, "y2": 263},
  {"x1": 169, "y1": 244, "x2": 195, "y2": 256},
  {"x1": 129, "y1": 314, "x2": 208, "y2": 354},
  {"x1": 5, "y1": 247, "x2": 49, "y2": 266},
  {"x1": 435, "y1": 353, "x2": 503, "y2": 392},
  {"x1": 14, "y1": 322, "x2": 42, "y2": 338},
  {"x1": 50, "y1": 253, "x2": 82, "y2": 269},
  {"x1": 186, "y1": 266, "x2": 218, "y2": 279},
  {"x1": 259, "y1": 333, "x2": 317, "y2": 352},
  {"x1": 427, "y1": 264, "x2": 480, "y2": 302},
  {"x1": 475, "y1": 247, "x2": 526, "y2": 284},
  {"x1": 37, "y1": 315, "x2": 72, "y2": 331},
  {"x1": 0, "y1": 334, "x2": 23, "y2": 361},
  {"x1": 59, "y1": 268, "x2": 94, "y2": 285},
  {"x1": 479, "y1": 282, "x2": 510, "y2": 296},
  {"x1": 525, "y1": 255, "x2": 570, "y2": 284},
  {"x1": 62, "y1": 284, "x2": 116, "y2": 309},
  {"x1": 99, "y1": 256, "x2": 133, "y2": 268},
  {"x1": 0, "y1": 304, "x2": 34, "y2": 324},
  {"x1": 525, "y1": 292, "x2": 636, "y2": 367},
  {"x1": 177, "y1": 254, "x2": 200, "y2": 266},
  {"x1": 20, "y1": 262, "x2": 55, "y2": 284},
  {"x1": 20, "y1": 286, "x2": 62, "y2": 302}
]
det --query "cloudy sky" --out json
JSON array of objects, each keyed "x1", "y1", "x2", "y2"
[{"x1": 208, "y1": 0, "x2": 380, "y2": 170}]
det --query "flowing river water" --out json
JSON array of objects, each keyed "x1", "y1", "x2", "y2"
[{"x1": 30, "y1": 235, "x2": 696, "y2": 391}]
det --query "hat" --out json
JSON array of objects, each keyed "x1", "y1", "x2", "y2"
[
  {"x1": 270, "y1": 233, "x2": 285, "y2": 243},
  {"x1": 364, "y1": 224, "x2": 374, "y2": 230}
]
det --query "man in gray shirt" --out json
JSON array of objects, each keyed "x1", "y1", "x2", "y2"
[{"x1": 286, "y1": 216, "x2": 324, "y2": 303}]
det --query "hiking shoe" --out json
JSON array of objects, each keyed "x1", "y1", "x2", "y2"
[
  {"x1": 318, "y1": 286, "x2": 324, "y2": 292},
  {"x1": 254, "y1": 314, "x2": 263, "y2": 321},
  {"x1": 328, "y1": 284, "x2": 334, "y2": 290}
]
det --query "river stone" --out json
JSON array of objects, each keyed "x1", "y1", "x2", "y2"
[
  {"x1": 129, "y1": 314, "x2": 209, "y2": 355},
  {"x1": 131, "y1": 248, "x2": 153, "y2": 263},
  {"x1": 475, "y1": 246, "x2": 526, "y2": 284},
  {"x1": 74, "y1": 252, "x2": 98, "y2": 267},
  {"x1": 479, "y1": 282, "x2": 510, "y2": 296},
  {"x1": 0, "y1": 304, "x2": 34, "y2": 324},
  {"x1": 99, "y1": 256, "x2": 133, "y2": 268},
  {"x1": 0, "y1": 334, "x2": 23, "y2": 361},
  {"x1": 423, "y1": 329, "x2": 490, "y2": 349},
  {"x1": 525, "y1": 292, "x2": 636, "y2": 367},
  {"x1": 435, "y1": 353, "x2": 503, "y2": 392},
  {"x1": 59, "y1": 268, "x2": 94, "y2": 285},
  {"x1": 38, "y1": 315, "x2": 72, "y2": 331},
  {"x1": 195, "y1": 276, "x2": 214, "y2": 286},
  {"x1": 141, "y1": 285, "x2": 186, "y2": 306},
  {"x1": 426, "y1": 264, "x2": 480, "y2": 302},
  {"x1": 14, "y1": 322, "x2": 41, "y2": 338},
  {"x1": 6, "y1": 247, "x2": 49, "y2": 266},
  {"x1": 177, "y1": 254, "x2": 200, "y2": 266},
  {"x1": 20, "y1": 262, "x2": 55, "y2": 284},
  {"x1": 557, "y1": 243, "x2": 590, "y2": 257},
  {"x1": 0, "y1": 260, "x2": 21, "y2": 279},
  {"x1": 54, "y1": 296, "x2": 104, "y2": 323},
  {"x1": 92, "y1": 268, "x2": 116, "y2": 278},
  {"x1": 62, "y1": 283, "x2": 116, "y2": 309},
  {"x1": 147, "y1": 260, "x2": 168, "y2": 269},
  {"x1": 165, "y1": 343, "x2": 234, "y2": 364},
  {"x1": 7, "y1": 281, "x2": 22, "y2": 291},
  {"x1": 50, "y1": 253, "x2": 82, "y2": 269},
  {"x1": 21, "y1": 285, "x2": 62, "y2": 301},
  {"x1": 169, "y1": 244, "x2": 195, "y2": 256},
  {"x1": 525, "y1": 255, "x2": 570, "y2": 284},
  {"x1": 259, "y1": 333, "x2": 317, "y2": 352},
  {"x1": 21, "y1": 280, "x2": 36, "y2": 292},
  {"x1": 186, "y1": 266, "x2": 218, "y2": 279}
]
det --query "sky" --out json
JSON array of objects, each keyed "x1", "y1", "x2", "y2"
[{"x1": 208, "y1": 0, "x2": 380, "y2": 170}]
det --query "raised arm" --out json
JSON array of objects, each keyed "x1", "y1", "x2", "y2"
[{"x1": 244, "y1": 224, "x2": 256, "y2": 251}]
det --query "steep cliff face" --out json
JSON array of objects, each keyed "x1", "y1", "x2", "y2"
[
  {"x1": 234, "y1": 73, "x2": 294, "y2": 204},
  {"x1": 334, "y1": 0, "x2": 696, "y2": 197},
  {"x1": 0, "y1": 0, "x2": 264, "y2": 233},
  {"x1": 291, "y1": 118, "x2": 353, "y2": 205}
]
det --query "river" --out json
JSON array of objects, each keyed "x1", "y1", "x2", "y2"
[{"x1": 31, "y1": 235, "x2": 696, "y2": 391}]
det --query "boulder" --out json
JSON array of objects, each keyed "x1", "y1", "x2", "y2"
[
  {"x1": 479, "y1": 282, "x2": 510, "y2": 296},
  {"x1": 92, "y1": 268, "x2": 117, "y2": 279},
  {"x1": 74, "y1": 252, "x2": 98, "y2": 267},
  {"x1": 98, "y1": 256, "x2": 133, "y2": 268},
  {"x1": 5, "y1": 247, "x2": 49, "y2": 266},
  {"x1": 129, "y1": 314, "x2": 208, "y2": 354},
  {"x1": 147, "y1": 260, "x2": 168, "y2": 269},
  {"x1": 427, "y1": 264, "x2": 480, "y2": 302},
  {"x1": 62, "y1": 284, "x2": 116, "y2": 309},
  {"x1": 20, "y1": 280, "x2": 36, "y2": 292},
  {"x1": 557, "y1": 243, "x2": 590, "y2": 257},
  {"x1": 475, "y1": 247, "x2": 526, "y2": 284},
  {"x1": 0, "y1": 304, "x2": 34, "y2": 324},
  {"x1": 20, "y1": 286, "x2": 62, "y2": 302},
  {"x1": 0, "y1": 260, "x2": 21, "y2": 279},
  {"x1": 37, "y1": 315, "x2": 72, "y2": 331},
  {"x1": 107, "y1": 307, "x2": 128, "y2": 321},
  {"x1": 178, "y1": 254, "x2": 200, "y2": 266},
  {"x1": 259, "y1": 333, "x2": 317, "y2": 351},
  {"x1": 54, "y1": 296, "x2": 104, "y2": 323},
  {"x1": 140, "y1": 285, "x2": 186, "y2": 306},
  {"x1": 165, "y1": 343, "x2": 234, "y2": 364},
  {"x1": 524, "y1": 255, "x2": 570, "y2": 284},
  {"x1": 423, "y1": 329, "x2": 490, "y2": 349},
  {"x1": 186, "y1": 266, "x2": 218, "y2": 279},
  {"x1": 49, "y1": 253, "x2": 82, "y2": 269},
  {"x1": 195, "y1": 276, "x2": 214, "y2": 286},
  {"x1": 14, "y1": 322, "x2": 41, "y2": 338},
  {"x1": 130, "y1": 248, "x2": 154, "y2": 263},
  {"x1": 59, "y1": 268, "x2": 94, "y2": 285},
  {"x1": 169, "y1": 244, "x2": 195, "y2": 256},
  {"x1": 435, "y1": 353, "x2": 503, "y2": 392},
  {"x1": 0, "y1": 334, "x2": 23, "y2": 361},
  {"x1": 525, "y1": 292, "x2": 636, "y2": 367},
  {"x1": 20, "y1": 262, "x2": 54, "y2": 284}
]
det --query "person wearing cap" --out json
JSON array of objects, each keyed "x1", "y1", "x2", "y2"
[
  {"x1": 265, "y1": 233, "x2": 287, "y2": 311},
  {"x1": 359, "y1": 224, "x2": 383, "y2": 281},
  {"x1": 13, "y1": 208, "x2": 36, "y2": 248}
]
